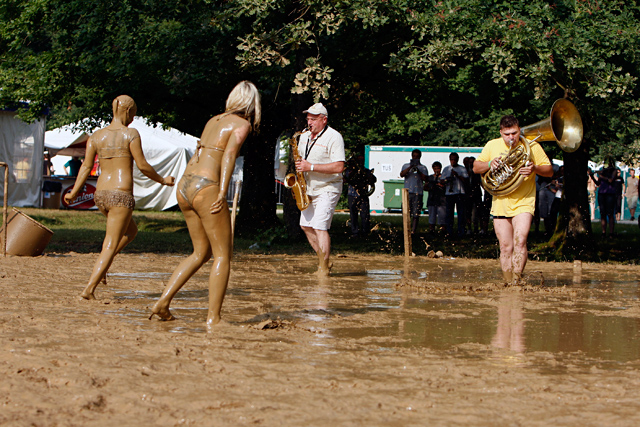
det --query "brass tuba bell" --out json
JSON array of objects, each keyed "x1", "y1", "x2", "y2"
[{"x1": 481, "y1": 99, "x2": 583, "y2": 196}]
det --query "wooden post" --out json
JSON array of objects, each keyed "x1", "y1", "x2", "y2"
[
  {"x1": 231, "y1": 180, "x2": 242, "y2": 236},
  {"x1": 0, "y1": 162, "x2": 8, "y2": 257},
  {"x1": 401, "y1": 188, "x2": 412, "y2": 257}
]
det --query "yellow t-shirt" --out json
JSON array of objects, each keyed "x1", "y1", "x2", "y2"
[{"x1": 477, "y1": 137, "x2": 551, "y2": 217}]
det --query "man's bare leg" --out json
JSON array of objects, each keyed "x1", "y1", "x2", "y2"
[
  {"x1": 511, "y1": 213, "x2": 533, "y2": 278},
  {"x1": 493, "y1": 217, "x2": 514, "y2": 282},
  {"x1": 302, "y1": 226, "x2": 332, "y2": 274}
]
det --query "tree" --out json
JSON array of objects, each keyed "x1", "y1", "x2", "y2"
[
  {"x1": 383, "y1": 0, "x2": 640, "y2": 255},
  {"x1": 3, "y1": 0, "x2": 640, "y2": 250}
]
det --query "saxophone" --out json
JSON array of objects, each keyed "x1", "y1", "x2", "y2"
[{"x1": 284, "y1": 130, "x2": 310, "y2": 211}]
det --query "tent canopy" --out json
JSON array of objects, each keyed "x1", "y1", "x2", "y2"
[{"x1": 44, "y1": 127, "x2": 89, "y2": 157}]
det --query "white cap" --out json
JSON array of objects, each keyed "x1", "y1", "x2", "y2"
[{"x1": 303, "y1": 102, "x2": 328, "y2": 117}]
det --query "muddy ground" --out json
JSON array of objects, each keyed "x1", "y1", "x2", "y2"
[{"x1": 2, "y1": 253, "x2": 640, "y2": 426}]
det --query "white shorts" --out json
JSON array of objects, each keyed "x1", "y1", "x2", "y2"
[{"x1": 300, "y1": 192, "x2": 341, "y2": 230}]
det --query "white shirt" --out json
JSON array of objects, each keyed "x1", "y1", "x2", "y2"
[{"x1": 298, "y1": 126, "x2": 345, "y2": 196}]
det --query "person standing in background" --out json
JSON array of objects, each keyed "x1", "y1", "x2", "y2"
[
  {"x1": 64, "y1": 156, "x2": 82, "y2": 177},
  {"x1": 625, "y1": 169, "x2": 638, "y2": 221},
  {"x1": 344, "y1": 155, "x2": 376, "y2": 237},
  {"x1": 466, "y1": 157, "x2": 483, "y2": 234},
  {"x1": 400, "y1": 149, "x2": 429, "y2": 234},
  {"x1": 441, "y1": 152, "x2": 468, "y2": 236},
  {"x1": 590, "y1": 163, "x2": 617, "y2": 238},
  {"x1": 587, "y1": 170, "x2": 597, "y2": 221},
  {"x1": 424, "y1": 161, "x2": 446, "y2": 233},
  {"x1": 614, "y1": 168, "x2": 624, "y2": 221}
]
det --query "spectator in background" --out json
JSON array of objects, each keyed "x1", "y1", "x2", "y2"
[
  {"x1": 400, "y1": 149, "x2": 429, "y2": 234},
  {"x1": 587, "y1": 170, "x2": 597, "y2": 221},
  {"x1": 64, "y1": 156, "x2": 82, "y2": 177},
  {"x1": 614, "y1": 168, "x2": 624, "y2": 221},
  {"x1": 43, "y1": 151, "x2": 54, "y2": 176},
  {"x1": 548, "y1": 166, "x2": 564, "y2": 235},
  {"x1": 537, "y1": 167, "x2": 556, "y2": 237},
  {"x1": 441, "y1": 152, "x2": 468, "y2": 236},
  {"x1": 425, "y1": 161, "x2": 446, "y2": 233},
  {"x1": 625, "y1": 169, "x2": 638, "y2": 221},
  {"x1": 466, "y1": 156, "x2": 483, "y2": 234},
  {"x1": 590, "y1": 163, "x2": 617, "y2": 238},
  {"x1": 344, "y1": 155, "x2": 376, "y2": 237}
]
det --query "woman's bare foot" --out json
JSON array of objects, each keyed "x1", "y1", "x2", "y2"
[
  {"x1": 206, "y1": 317, "x2": 229, "y2": 331},
  {"x1": 149, "y1": 303, "x2": 175, "y2": 321},
  {"x1": 80, "y1": 291, "x2": 96, "y2": 300}
]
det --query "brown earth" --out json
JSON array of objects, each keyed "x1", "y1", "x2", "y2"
[{"x1": 2, "y1": 253, "x2": 640, "y2": 426}]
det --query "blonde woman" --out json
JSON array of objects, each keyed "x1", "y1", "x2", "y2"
[
  {"x1": 150, "y1": 81, "x2": 261, "y2": 328},
  {"x1": 65, "y1": 95, "x2": 175, "y2": 300}
]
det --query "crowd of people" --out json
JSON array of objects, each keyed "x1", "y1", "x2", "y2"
[
  {"x1": 587, "y1": 165, "x2": 638, "y2": 238},
  {"x1": 395, "y1": 150, "x2": 639, "y2": 240},
  {"x1": 399, "y1": 150, "x2": 492, "y2": 237}
]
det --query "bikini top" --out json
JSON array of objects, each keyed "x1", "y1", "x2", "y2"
[
  {"x1": 96, "y1": 129, "x2": 133, "y2": 159},
  {"x1": 194, "y1": 112, "x2": 235, "y2": 162}
]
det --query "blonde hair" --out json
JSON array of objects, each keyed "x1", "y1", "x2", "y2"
[
  {"x1": 225, "y1": 81, "x2": 261, "y2": 131},
  {"x1": 112, "y1": 95, "x2": 137, "y2": 116}
]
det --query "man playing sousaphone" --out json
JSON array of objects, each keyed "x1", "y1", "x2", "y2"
[{"x1": 473, "y1": 115, "x2": 553, "y2": 285}]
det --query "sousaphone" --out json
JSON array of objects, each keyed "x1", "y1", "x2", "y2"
[{"x1": 481, "y1": 99, "x2": 583, "y2": 196}]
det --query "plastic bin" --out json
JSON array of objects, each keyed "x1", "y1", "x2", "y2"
[
  {"x1": 42, "y1": 180, "x2": 63, "y2": 209},
  {"x1": 0, "y1": 208, "x2": 53, "y2": 256}
]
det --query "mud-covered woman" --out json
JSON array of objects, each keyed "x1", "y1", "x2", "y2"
[
  {"x1": 64, "y1": 95, "x2": 175, "y2": 300},
  {"x1": 149, "y1": 81, "x2": 261, "y2": 328}
]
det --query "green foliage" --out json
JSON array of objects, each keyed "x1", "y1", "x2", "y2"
[{"x1": 4, "y1": 0, "x2": 640, "y2": 240}]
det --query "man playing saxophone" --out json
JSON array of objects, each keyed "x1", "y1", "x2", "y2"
[
  {"x1": 473, "y1": 115, "x2": 553, "y2": 285},
  {"x1": 294, "y1": 103, "x2": 345, "y2": 275}
]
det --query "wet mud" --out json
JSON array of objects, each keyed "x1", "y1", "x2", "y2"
[{"x1": 2, "y1": 253, "x2": 640, "y2": 425}]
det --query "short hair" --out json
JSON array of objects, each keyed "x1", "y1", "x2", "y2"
[
  {"x1": 412, "y1": 149, "x2": 422, "y2": 158},
  {"x1": 226, "y1": 81, "x2": 262, "y2": 131},
  {"x1": 112, "y1": 95, "x2": 137, "y2": 117},
  {"x1": 449, "y1": 152, "x2": 459, "y2": 160},
  {"x1": 432, "y1": 161, "x2": 442, "y2": 168},
  {"x1": 500, "y1": 115, "x2": 519, "y2": 129}
]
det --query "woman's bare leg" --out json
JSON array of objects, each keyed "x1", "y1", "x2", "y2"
[
  {"x1": 196, "y1": 188, "x2": 232, "y2": 328},
  {"x1": 81, "y1": 207, "x2": 133, "y2": 299},
  {"x1": 151, "y1": 199, "x2": 212, "y2": 320}
]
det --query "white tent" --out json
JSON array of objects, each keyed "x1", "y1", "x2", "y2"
[
  {"x1": 45, "y1": 117, "x2": 199, "y2": 210},
  {"x1": 0, "y1": 111, "x2": 46, "y2": 207},
  {"x1": 129, "y1": 117, "x2": 197, "y2": 210}
]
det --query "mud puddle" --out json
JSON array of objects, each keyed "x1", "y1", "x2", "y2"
[{"x1": 108, "y1": 255, "x2": 640, "y2": 367}]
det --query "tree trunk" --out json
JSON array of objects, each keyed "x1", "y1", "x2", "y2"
[
  {"x1": 549, "y1": 139, "x2": 593, "y2": 257},
  {"x1": 236, "y1": 130, "x2": 281, "y2": 236}
]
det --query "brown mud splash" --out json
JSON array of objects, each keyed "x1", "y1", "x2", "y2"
[{"x1": 2, "y1": 253, "x2": 640, "y2": 426}]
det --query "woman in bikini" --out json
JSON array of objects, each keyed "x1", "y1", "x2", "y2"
[
  {"x1": 149, "y1": 81, "x2": 261, "y2": 328},
  {"x1": 65, "y1": 95, "x2": 175, "y2": 300}
]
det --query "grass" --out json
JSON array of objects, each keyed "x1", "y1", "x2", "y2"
[{"x1": 9, "y1": 207, "x2": 640, "y2": 264}]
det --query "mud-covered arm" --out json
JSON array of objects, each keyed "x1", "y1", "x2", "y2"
[
  {"x1": 64, "y1": 139, "x2": 96, "y2": 202},
  {"x1": 211, "y1": 123, "x2": 250, "y2": 214},
  {"x1": 130, "y1": 132, "x2": 175, "y2": 186}
]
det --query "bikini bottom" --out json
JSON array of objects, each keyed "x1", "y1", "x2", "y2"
[
  {"x1": 179, "y1": 173, "x2": 219, "y2": 209},
  {"x1": 94, "y1": 190, "x2": 135, "y2": 210}
]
